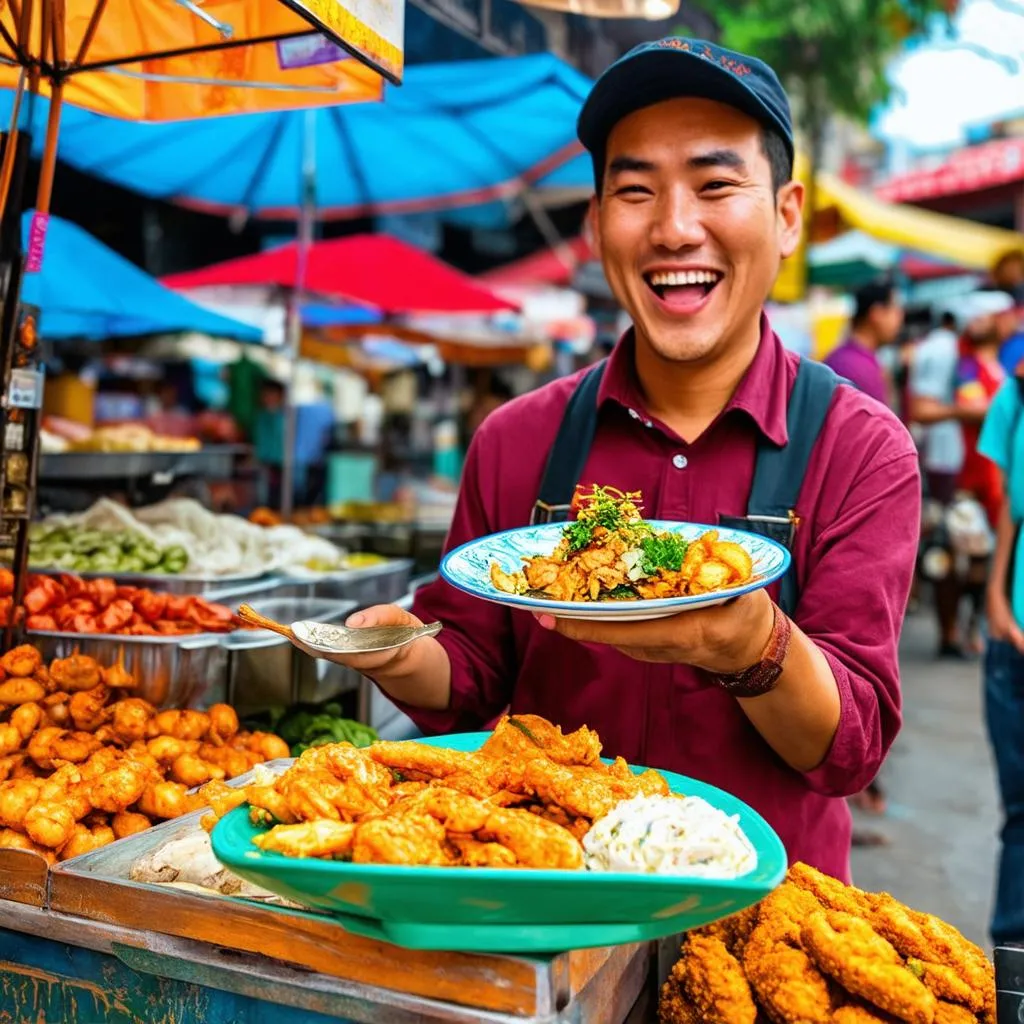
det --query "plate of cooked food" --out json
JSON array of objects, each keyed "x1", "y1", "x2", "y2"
[
  {"x1": 439, "y1": 485, "x2": 791, "y2": 621},
  {"x1": 208, "y1": 714, "x2": 786, "y2": 952}
]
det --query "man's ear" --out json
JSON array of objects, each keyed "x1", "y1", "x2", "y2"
[
  {"x1": 586, "y1": 195, "x2": 602, "y2": 262},
  {"x1": 776, "y1": 179, "x2": 805, "y2": 260}
]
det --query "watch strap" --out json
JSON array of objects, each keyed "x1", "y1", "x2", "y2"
[{"x1": 712, "y1": 601, "x2": 792, "y2": 698}]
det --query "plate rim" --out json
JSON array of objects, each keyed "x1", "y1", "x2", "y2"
[{"x1": 438, "y1": 520, "x2": 791, "y2": 615}]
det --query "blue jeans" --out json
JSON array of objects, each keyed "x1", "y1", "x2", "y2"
[{"x1": 984, "y1": 639, "x2": 1024, "y2": 943}]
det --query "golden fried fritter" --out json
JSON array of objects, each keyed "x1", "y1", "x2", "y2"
[
  {"x1": 658, "y1": 969, "x2": 703, "y2": 1024},
  {"x1": 933, "y1": 1002, "x2": 977, "y2": 1024},
  {"x1": 351, "y1": 814, "x2": 450, "y2": 866},
  {"x1": 742, "y1": 932, "x2": 834, "y2": 1024},
  {"x1": 788, "y1": 863, "x2": 873, "y2": 916},
  {"x1": 253, "y1": 820, "x2": 357, "y2": 858},
  {"x1": 479, "y1": 714, "x2": 602, "y2": 766},
  {"x1": 871, "y1": 895, "x2": 994, "y2": 1003},
  {"x1": 906, "y1": 959, "x2": 983, "y2": 1013},
  {"x1": 481, "y1": 806, "x2": 584, "y2": 869},
  {"x1": 801, "y1": 911, "x2": 935, "y2": 1024},
  {"x1": 677, "y1": 934, "x2": 757, "y2": 1024}
]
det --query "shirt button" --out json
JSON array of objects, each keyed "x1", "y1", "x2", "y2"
[{"x1": 672, "y1": 454, "x2": 688, "y2": 470}]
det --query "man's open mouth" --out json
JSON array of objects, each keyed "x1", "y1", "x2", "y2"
[{"x1": 644, "y1": 269, "x2": 723, "y2": 304}]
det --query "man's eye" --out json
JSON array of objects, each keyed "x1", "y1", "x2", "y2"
[
  {"x1": 702, "y1": 180, "x2": 737, "y2": 192},
  {"x1": 614, "y1": 184, "x2": 651, "y2": 196}
]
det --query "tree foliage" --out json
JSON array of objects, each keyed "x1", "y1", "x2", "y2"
[{"x1": 680, "y1": 0, "x2": 953, "y2": 157}]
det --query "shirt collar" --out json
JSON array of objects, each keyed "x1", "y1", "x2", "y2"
[{"x1": 597, "y1": 313, "x2": 790, "y2": 447}]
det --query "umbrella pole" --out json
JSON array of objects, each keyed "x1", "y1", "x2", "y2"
[
  {"x1": 280, "y1": 109, "x2": 316, "y2": 520},
  {"x1": 0, "y1": 70, "x2": 27, "y2": 228}
]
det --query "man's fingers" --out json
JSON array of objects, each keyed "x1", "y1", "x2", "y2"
[{"x1": 345, "y1": 604, "x2": 422, "y2": 629}]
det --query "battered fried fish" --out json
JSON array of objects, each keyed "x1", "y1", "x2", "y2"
[
  {"x1": 677, "y1": 933, "x2": 757, "y2": 1024},
  {"x1": 801, "y1": 911, "x2": 936, "y2": 1024}
]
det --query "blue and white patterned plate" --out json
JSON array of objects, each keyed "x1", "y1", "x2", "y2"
[{"x1": 440, "y1": 521, "x2": 791, "y2": 621}]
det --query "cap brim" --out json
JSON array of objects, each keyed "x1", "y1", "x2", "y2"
[{"x1": 577, "y1": 49, "x2": 792, "y2": 166}]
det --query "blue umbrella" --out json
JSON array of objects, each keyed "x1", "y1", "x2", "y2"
[
  {"x1": 0, "y1": 55, "x2": 591, "y2": 221},
  {"x1": 21, "y1": 211, "x2": 261, "y2": 342}
]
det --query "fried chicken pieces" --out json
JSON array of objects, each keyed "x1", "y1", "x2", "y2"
[
  {"x1": 659, "y1": 864, "x2": 995, "y2": 1024},
  {"x1": 0, "y1": 647, "x2": 288, "y2": 863},
  {"x1": 208, "y1": 714, "x2": 667, "y2": 870}
]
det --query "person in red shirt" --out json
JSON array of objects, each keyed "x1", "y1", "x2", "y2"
[{"x1": 296, "y1": 39, "x2": 919, "y2": 881}]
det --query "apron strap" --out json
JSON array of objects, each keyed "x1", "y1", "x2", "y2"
[
  {"x1": 720, "y1": 358, "x2": 842, "y2": 615},
  {"x1": 531, "y1": 360, "x2": 608, "y2": 524}
]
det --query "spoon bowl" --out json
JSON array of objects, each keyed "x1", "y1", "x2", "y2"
[
  {"x1": 291, "y1": 620, "x2": 443, "y2": 654},
  {"x1": 236, "y1": 603, "x2": 442, "y2": 655}
]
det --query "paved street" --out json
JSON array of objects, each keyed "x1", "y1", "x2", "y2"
[{"x1": 850, "y1": 610, "x2": 1000, "y2": 948}]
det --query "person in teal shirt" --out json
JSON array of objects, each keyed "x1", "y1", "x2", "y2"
[{"x1": 979, "y1": 371, "x2": 1024, "y2": 946}]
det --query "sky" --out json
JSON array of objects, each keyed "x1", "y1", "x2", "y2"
[{"x1": 873, "y1": 0, "x2": 1024, "y2": 151}]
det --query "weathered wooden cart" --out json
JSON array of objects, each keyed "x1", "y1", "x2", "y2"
[{"x1": 0, "y1": 841, "x2": 677, "y2": 1023}]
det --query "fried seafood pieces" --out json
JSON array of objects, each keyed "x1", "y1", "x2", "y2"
[
  {"x1": 659, "y1": 864, "x2": 995, "y2": 1024},
  {"x1": 216, "y1": 714, "x2": 668, "y2": 870},
  {"x1": 0, "y1": 647, "x2": 290, "y2": 863}
]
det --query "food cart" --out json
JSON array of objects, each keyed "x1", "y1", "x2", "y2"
[{"x1": 0, "y1": 842, "x2": 668, "y2": 1024}]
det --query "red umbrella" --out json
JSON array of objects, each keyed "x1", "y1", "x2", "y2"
[
  {"x1": 162, "y1": 234, "x2": 517, "y2": 315},
  {"x1": 481, "y1": 236, "x2": 593, "y2": 289}
]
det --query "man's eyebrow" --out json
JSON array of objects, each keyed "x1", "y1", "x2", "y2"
[
  {"x1": 606, "y1": 155, "x2": 656, "y2": 177},
  {"x1": 687, "y1": 149, "x2": 747, "y2": 172}
]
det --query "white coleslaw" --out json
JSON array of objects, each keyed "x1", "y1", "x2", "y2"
[{"x1": 582, "y1": 794, "x2": 757, "y2": 878}]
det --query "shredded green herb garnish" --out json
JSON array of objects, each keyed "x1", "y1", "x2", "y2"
[
  {"x1": 389, "y1": 768, "x2": 406, "y2": 783},
  {"x1": 563, "y1": 485, "x2": 648, "y2": 552},
  {"x1": 640, "y1": 533, "x2": 688, "y2": 575}
]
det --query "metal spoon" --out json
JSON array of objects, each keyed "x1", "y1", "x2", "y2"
[{"x1": 237, "y1": 604, "x2": 442, "y2": 654}]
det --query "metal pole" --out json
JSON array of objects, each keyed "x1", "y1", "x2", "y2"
[{"x1": 280, "y1": 106, "x2": 315, "y2": 519}]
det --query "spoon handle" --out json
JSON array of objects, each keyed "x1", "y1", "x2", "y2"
[{"x1": 237, "y1": 604, "x2": 295, "y2": 641}]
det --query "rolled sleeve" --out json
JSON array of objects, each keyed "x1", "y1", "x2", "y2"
[
  {"x1": 384, "y1": 431, "x2": 517, "y2": 735},
  {"x1": 799, "y1": 450, "x2": 921, "y2": 796}
]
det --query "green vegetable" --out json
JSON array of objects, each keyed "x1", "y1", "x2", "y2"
[
  {"x1": 640, "y1": 533, "x2": 688, "y2": 576},
  {"x1": 508, "y1": 716, "x2": 542, "y2": 747},
  {"x1": 563, "y1": 485, "x2": 650, "y2": 553},
  {"x1": 606, "y1": 584, "x2": 636, "y2": 600}
]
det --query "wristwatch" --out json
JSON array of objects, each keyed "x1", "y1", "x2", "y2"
[{"x1": 711, "y1": 601, "x2": 792, "y2": 698}]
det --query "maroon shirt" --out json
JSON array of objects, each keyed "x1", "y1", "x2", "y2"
[{"x1": 405, "y1": 318, "x2": 920, "y2": 881}]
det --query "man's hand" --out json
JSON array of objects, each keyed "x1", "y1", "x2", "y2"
[
  {"x1": 290, "y1": 604, "x2": 427, "y2": 675},
  {"x1": 290, "y1": 603, "x2": 454, "y2": 712},
  {"x1": 535, "y1": 588, "x2": 776, "y2": 673},
  {"x1": 987, "y1": 587, "x2": 1024, "y2": 653}
]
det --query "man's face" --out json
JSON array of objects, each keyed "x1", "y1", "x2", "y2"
[
  {"x1": 871, "y1": 296, "x2": 904, "y2": 345},
  {"x1": 588, "y1": 97, "x2": 803, "y2": 365}
]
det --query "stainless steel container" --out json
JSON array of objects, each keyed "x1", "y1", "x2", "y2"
[
  {"x1": 223, "y1": 597, "x2": 357, "y2": 714},
  {"x1": 28, "y1": 630, "x2": 229, "y2": 708},
  {"x1": 273, "y1": 559, "x2": 413, "y2": 609}
]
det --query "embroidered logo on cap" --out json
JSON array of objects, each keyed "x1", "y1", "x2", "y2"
[{"x1": 654, "y1": 38, "x2": 752, "y2": 77}]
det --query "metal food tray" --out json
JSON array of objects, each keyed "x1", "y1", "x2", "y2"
[
  {"x1": 274, "y1": 558, "x2": 413, "y2": 608},
  {"x1": 39, "y1": 446, "x2": 247, "y2": 482},
  {"x1": 30, "y1": 566, "x2": 279, "y2": 599},
  {"x1": 28, "y1": 629, "x2": 231, "y2": 708}
]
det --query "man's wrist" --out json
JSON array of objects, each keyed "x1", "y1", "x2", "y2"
[{"x1": 720, "y1": 591, "x2": 776, "y2": 673}]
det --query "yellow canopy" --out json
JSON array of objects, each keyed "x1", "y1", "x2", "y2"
[
  {"x1": 772, "y1": 152, "x2": 1024, "y2": 302},
  {"x1": 816, "y1": 171, "x2": 1024, "y2": 274},
  {"x1": 0, "y1": 2, "x2": 383, "y2": 120}
]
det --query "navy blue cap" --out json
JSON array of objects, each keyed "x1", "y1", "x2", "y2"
[{"x1": 577, "y1": 37, "x2": 794, "y2": 171}]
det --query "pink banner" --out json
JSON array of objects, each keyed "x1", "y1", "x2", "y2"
[{"x1": 25, "y1": 212, "x2": 49, "y2": 273}]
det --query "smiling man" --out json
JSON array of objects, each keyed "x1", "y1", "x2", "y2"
[{"x1": 300, "y1": 39, "x2": 920, "y2": 881}]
